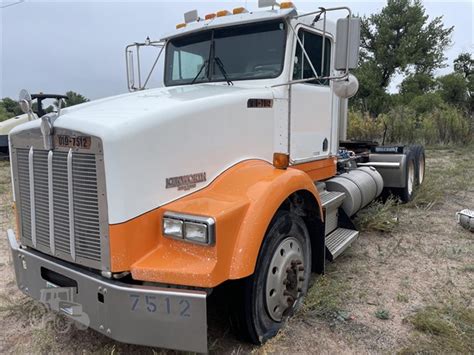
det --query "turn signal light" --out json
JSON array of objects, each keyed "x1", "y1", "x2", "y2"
[
  {"x1": 216, "y1": 10, "x2": 231, "y2": 17},
  {"x1": 176, "y1": 23, "x2": 186, "y2": 29},
  {"x1": 205, "y1": 13, "x2": 217, "y2": 20},
  {"x1": 280, "y1": 1, "x2": 295, "y2": 9},
  {"x1": 233, "y1": 7, "x2": 248, "y2": 14},
  {"x1": 273, "y1": 153, "x2": 290, "y2": 169}
]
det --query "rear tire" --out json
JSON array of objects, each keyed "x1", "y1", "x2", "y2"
[
  {"x1": 395, "y1": 149, "x2": 416, "y2": 203},
  {"x1": 412, "y1": 145, "x2": 425, "y2": 185},
  {"x1": 232, "y1": 210, "x2": 311, "y2": 344}
]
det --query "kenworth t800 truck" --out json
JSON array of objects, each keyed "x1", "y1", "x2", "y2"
[{"x1": 8, "y1": 2, "x2": 425, "y2": 352}]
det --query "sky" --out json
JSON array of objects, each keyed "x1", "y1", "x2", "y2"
[{"x1": 1, "y1": 0, "x2": 473, "y2": 100}]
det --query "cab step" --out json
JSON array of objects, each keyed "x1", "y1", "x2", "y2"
[
  {"x1": 325, "y1": 227, "x2": 359, "y2": 261},
  {"x1": 320, "y1": 190, "x2": 346, "y2": 209}
]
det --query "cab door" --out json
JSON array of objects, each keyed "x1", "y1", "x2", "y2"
[{"x1": 290, "y1": 28, "x2": 333, "y2": 163}]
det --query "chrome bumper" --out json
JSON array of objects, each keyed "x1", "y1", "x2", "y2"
[{"x1": 7, "y1": 229, "x2": 208, "y2": 353}]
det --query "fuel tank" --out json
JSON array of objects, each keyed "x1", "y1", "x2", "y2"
[{"x1": 325, "y1": 166, "x2": 383, "y2": 216}]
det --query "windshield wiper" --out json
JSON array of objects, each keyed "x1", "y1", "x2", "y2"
[
  {"x1": 191, "y1": 60, "x2": 209, "y2": 84},
  {"x1": 214, "y1": 57, "x2": 233, "y2": 86}
]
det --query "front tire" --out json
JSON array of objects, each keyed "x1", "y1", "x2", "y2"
[{"x1": 234, "y1": 211, "x2": 311, "y2": 344}]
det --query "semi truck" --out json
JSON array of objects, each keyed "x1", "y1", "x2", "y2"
[{"x1": 8, "y1": 2, "x2": 425, "y2": 353}]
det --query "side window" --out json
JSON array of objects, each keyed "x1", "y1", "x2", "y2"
[{"x1": 293, "y1": 30, "x2": 331, "y2": 85}]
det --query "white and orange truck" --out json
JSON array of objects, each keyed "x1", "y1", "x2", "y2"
[{"x1": 7, "y1": 1, "x2": 425, "y2": 352}]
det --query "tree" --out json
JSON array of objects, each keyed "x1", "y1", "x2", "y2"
[
  {"x1": 400, "y1": 73, "x2": 436, "y2": 98},
  {"x1": 454, "y1": 52, "x2": 473, "y2": 79},
  {"x1": 437, "y1": 73, "x2": 468, "y2": 108},
  {"x1": 61, "y1": 91, "x2": 89, "y2": 108},
  {"x1": 1, "y1": 97, "x2": 22, "y2": 116},
  {"x1": 0, "y1": 104, "x2": 11, "y2": 122},
  {"x1": 453, "y1": 52, "x2": 473, "y2": 113},
  {"x1": 353, "y1": 0, "x2": 453, "y2": 115}
]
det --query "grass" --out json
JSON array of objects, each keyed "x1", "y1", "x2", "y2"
[
  {"x1": 396, "y1": 293, "x2": 409, "y2": 303},
  {"x1": 409, "y1": 146, "x2": 473, "y2": 209},
  {"x1": 354, "y1": 197, "x2": 399, "y2": 232},
  {"x1": 402, "y1": 302, "x2": 474, "y2": 354},
  {"x1": 375, "y1": 309, "x2": 390, "y2": 320},
  {"x1": 461, "y1": 264, "x2": 474, "y2": 273},
  {"x1": 303, "y1": 275, "x2": 349, "y2": 320}
]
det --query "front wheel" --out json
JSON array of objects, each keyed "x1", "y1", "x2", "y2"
[{"x1": 233, "y1": 211, "x2": 311, "y2": 344}]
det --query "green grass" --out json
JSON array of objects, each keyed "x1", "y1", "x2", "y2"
[
  {"x1": 401, "y1": 303, "x2": 474, "y2": 354},
  {"x1": 354, "y1": 197, "x2": 399, "y2": 232},
  {"x1": 375, "y1": 309, "x2": 390, "y2": 320}
]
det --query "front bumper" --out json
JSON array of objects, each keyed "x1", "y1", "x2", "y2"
[{"x1": 7, "y1": 229, "x2": 208, "y2": 353}]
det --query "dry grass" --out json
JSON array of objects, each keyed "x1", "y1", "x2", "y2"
[
  {"x1": 402, "y1": 302, "x2": 474, "y2": 354},
  {"x1": 354, "y1": 197, "x2": 400, "y2": 232}
]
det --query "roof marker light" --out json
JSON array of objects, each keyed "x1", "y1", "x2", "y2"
[
  {"x1": 205, "y1": 13, "x2": 217, "y2": 20},
  {"x1": 233, "y1": 7, "x2": 248, "y2": 14},
  {"x1": 216, "y1": 10, "x2": 231, "y2": 17},
  {"x1": 176, "y1": 23, "x2": 186, "y2": 29},
  {"x1": 280, "y1": 1, "x2": 295, "y2": 9}
]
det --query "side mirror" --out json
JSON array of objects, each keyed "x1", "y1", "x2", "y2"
[
  {"x1": 335, "y1": 18, "x2": 361, "y2": 71},
  {"x1": 18, "y1": 89, "x2": 33, "y2": 114},
  {"x1": 333, "y1": 74, "x2": 359, "y2": 99}
]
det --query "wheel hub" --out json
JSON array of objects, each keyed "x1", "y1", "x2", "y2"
[{"x1": 265, "y1": 237, "x2": 305, "y2": 322}]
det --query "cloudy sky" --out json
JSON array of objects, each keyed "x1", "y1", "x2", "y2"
[{"x1": 1, "y1": 0, "x2": 472, "y2": 100}]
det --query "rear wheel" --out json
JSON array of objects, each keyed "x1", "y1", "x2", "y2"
[
  {"x1": 396, "y1": 149, "x2": 416, "y2": 203},
  {"x1": 413, "y1": 145, "x2": 425, "y2": 185},
  {"x1": 233, "y1": 211, "x2": 311, "y2": 344}
]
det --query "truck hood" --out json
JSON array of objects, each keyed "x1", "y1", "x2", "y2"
[
  {"x1": 11, "y1": 84, "x2": 273, "y2": 137},
  {"x1": 10, "y1": 84, "x2": 277, "y2": 224}
]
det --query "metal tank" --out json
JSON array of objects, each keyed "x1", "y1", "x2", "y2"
[{"x1": 325, "y1": 166, "x2": 384, "y2": 216}]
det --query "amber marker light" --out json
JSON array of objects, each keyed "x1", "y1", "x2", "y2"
[
  {"x1": 273, "y1": 153, "x2": 290, "y2": 169},
  {"x1": 280, "y1": 1, "x2": 295, "y2": 9},
  {"x1": 205, "y1": 13, "x2": 217, "y2": 20},
  {"x1": 216, "y1": 10, "x2": 231, "y2": 17},
  {"x1": 233, "y1": 7, "x2": 248, "y2": 14},
  {"x1": 176, "y1": 23, "x2": 186, "y2": 29}
]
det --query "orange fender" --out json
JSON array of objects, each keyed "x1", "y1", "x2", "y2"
[{"x1": 110, "y1": 160, "x2": 323, "y2": 287}]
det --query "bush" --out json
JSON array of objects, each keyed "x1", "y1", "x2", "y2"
[
  {"x1": 347, "y1": 111, "x2": 385, "y2": 142},
  {"x1": 347, "y1": 104, "x2": 472, "y2": 145}
]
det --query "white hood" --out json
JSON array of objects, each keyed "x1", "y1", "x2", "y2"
[{"x1": 12, "y1": 84, "x2": 276, "y2": 223}]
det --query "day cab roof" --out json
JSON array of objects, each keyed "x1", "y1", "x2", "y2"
[{"x1": 161, "y1": 6, "x2": 336, "y2": 41}]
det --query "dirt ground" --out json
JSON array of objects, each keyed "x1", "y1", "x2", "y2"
[{"x1": 0, "y1": 147, "x2": 472, "y2": 354}]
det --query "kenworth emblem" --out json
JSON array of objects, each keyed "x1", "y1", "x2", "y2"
[{"x1": 166, "y1": 172, "x2": 207, "y2": 191}]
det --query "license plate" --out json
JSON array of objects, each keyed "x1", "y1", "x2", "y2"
[{"x1": 55, "y1": 135, "x2": 91, "y2": 149}]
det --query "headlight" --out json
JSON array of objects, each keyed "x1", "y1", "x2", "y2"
[
  {"x1": 163, "y1": 212, "x2": 215, "y2": 245},
  {"x1": 163, "y1": 217, "x2": 183, "y2": 238}
]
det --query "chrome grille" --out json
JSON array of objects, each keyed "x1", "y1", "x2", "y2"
[{"x1": 14, "y1": 145, "x2": 108, "y2": 270}]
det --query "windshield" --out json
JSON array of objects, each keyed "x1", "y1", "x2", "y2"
[{"x1": 164, "y1": 21, "x2": 287, "y2": 86}]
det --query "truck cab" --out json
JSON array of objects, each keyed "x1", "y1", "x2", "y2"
[{"x1": 7, "y1": 2, "x2": 424, "y2": 353}]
